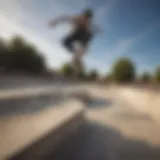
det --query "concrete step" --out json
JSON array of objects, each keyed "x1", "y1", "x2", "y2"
[
  {"x1": 0, "y1": 87, "x2": 62, "y2": 101},
  {"x1": 0, "y1": 87, "x2": 65, "y2": 116},
  {"x1": 0, "y1": 87, "x2": 87, "y2": 159},
  {"x1": 0, "y1": 98, "x2": 85, "y2": 160},
  {"x1": 0, "y1": 87, "x2": 90, "y2": 117}
]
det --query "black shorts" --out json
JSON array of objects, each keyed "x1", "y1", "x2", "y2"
[{"x1": 63, "y1": 30, "x2": 93, "y2": 52}]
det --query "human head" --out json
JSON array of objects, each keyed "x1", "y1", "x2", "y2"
[{"x1": 83, "y1": 8, "x2": 93, "y2": 19}]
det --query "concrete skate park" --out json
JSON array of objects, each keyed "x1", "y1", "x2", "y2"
[{"x1": 0, "y1": 77, "x2": 160, "y2": 160}]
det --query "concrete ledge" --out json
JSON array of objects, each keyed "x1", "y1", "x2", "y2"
[
  {"x1": 0, "y1": 87, "x2": 90, "y2": 117},
  {"x1": 0, "y1": 99, "x2": 85, "y2": 160},
  {"x1": 0, "y1": 87, "x2": 89, "y2": 102},
  {"x1": 0, "y1": 87, "x2": 57, "y2": 100}
]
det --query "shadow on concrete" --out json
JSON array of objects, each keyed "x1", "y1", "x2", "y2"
[
  {"x1": 0, "y1": 93, "x2": 66, "y2": 116},
  {"x1": 69, "y1": 91, "x2": 114, "y2": 109},
  {"x1": 42, "y1": 120, "x2": 160, "y2": 160},
  {"x1": 0, "y1": 90, "x2": 114, "y2": 116},
  {"x1": 0, "y1": 76, "x2": 75, "y2": 91},
  {"x1": 0, "y1": 77, "x2": 53, "y2": 91},
  {"x1": 85, "y1": 97, "x2": 114, "y2": 109}
]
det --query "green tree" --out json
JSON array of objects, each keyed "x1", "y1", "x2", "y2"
[
  {"x1": 88, "y1": 69, "x2": 99, "y2": 80},
  {"x1": 61, "y1": 63, "x2": 73, "y2": 76},
  {"x1": 154, "y1": 66, "x2": 160, "y2": 83},
  {"x1": 139, "y1": 72, "x2": 152, "y2": 84},
  {"x1": 6, "y1": 36, "x2": 45, "y2": 73},
  {"x1": 111, "y1": 57, "x2": 135, "y2": 83},
  {"x1": 0, "y1": 38, "x2": 8, "y2": 68},
  {"x1": 104, "y1": 74, "x2": 113, "y2": 83}
]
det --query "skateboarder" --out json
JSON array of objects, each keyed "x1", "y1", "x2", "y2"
[{"x1": 49, "y1": 8, "x2": 102, "y2": 75}]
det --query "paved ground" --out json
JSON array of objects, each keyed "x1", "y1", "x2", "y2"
[
  {"x1": 0, "y1": 76, "x2": 72, "y2": 91},
  {"x1": 0, "y1": 89, "x2": 66, "y2": 116},
  {"x1": 0, "y1": 100, "x2": 84, "y2": 160},
  {"x1": 0, "y1": 86, "x2": 88, "y2": 117},
  {"x1": 42, "y1": 87, "x2": 160, "y2": 160},
  {"x1": 1, "y1": 80, "x2": 160, "y2": 160},
  {"x1": 0, "y1": 76, "x2": 85, "y2": 116}
]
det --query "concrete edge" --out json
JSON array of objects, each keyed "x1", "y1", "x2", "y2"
[
  {"x1": 0, "y1": 87, "x2": 89, "y2": 102},
  {"x1": 7, "y1": 100, "x2": 85, "y2": 160},
  {"x1": 0, "y1": 87, "x2": 57, "y2": 100}
]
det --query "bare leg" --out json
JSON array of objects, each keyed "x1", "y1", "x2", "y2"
[{"x1": 73, "y1": 46, "x2": 86, "y2": 77}]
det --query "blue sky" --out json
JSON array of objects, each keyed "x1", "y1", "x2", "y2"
[{"x1": 0, "y1": 0, "x2": 160, "y2": 75}]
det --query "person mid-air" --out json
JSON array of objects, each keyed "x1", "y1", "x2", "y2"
[{"x1": 49, "y1": 8, "x2": 102, "y2": 74}]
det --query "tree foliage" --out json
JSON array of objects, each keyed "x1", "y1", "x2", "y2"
[
  {"x1": 88, "y1": 69, "x2": 99, "y2": 80},
  {"x1": 139, "y1": 72, "x2": 152, "y2": 84},
  {"x1": 154, "y1": 66, "x2": 160, "y2": 83},
  {"x1": 60, "y1": 61, "x2": 86, "y2": 79},
  {"x1": 61, "y1": 63, "x2": 73, "y2": 76},
  {"x1": 0, "y1": 36, "x2": 46, "y2": 74},
  {"x1": 104, "y1": 74, "x2": 113, "y2": 83},
  {"x1": 111, "y1": 58, "x2": 135, "y2": 83},
  {"x1": 0, "y1": 38, "x2": 8, "y2": 68},
  {"x1": 1, "y1": 35, "x2": 160, "y2": 84}
]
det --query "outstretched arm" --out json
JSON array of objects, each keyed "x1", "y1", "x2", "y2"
[{"x1": 48, "y1": 15, "x2": 77, "y2": 28}]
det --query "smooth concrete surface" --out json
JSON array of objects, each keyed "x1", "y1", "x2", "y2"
[
  {"x1": 0, "y1": 86, "x2": 89, "y2": 117},
  {"x1": 0, "y1": 76, "x2": 80, "y2": 91},
  {"x1": 0, "y1": 87, "x2": 67, "y2": 116},
  {"x1": 0, "y1": 85, "x2": 88, "y2": 100},
  {"x1": 0, "y1": 99, "x2": 84, "y2": 160},
  {"x1": 42, "y1": 86, "x2": 160, "y2": 160},
  {"x1": 0, "y1": 76, "x2": 58, "y2": 90},
  {"x1": 0, "y1": 87, "x2": 60, "y2": 100},
  {"x1": 117, "y1": 86, "x2": 160, "y2": 122},
  {"x1": 1, "y1": 83, "x2": 160, "y2": 160}
]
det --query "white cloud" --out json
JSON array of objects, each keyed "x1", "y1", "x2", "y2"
[
  {"x1": 97, "y1": 23, "x2": 159, "y2": 75},
  {"x1": 0, "y1": 14, "x2": 70, "y2": 68},
  {"x1": 1, "y1": 0, "x2": 157, "y2": 76},
  {"x1": 95, "y1": 0, "x2": 116, "y2": 25},
  {"x1": 0, "y1": 0, "x2": 115, "y2": 74},
  {"x1": 103, "y1": 23, "x2": 159, "y2": 61},
  {"x1": 0, "y1": 0, "x2": 74, "y2": 68}
]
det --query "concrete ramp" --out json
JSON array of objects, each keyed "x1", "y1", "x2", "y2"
[
  {"x1": 0, "y1": 87, "x2": 88, "y2": 116},
  {"x1": 117, "y1": 86, "x2": 160, "y2": 122},
  {"x1": 0, "y1": 88, "x2": 85, "y2": 160}
]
